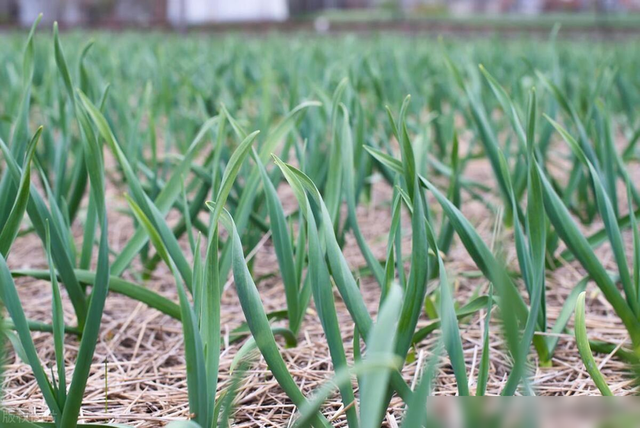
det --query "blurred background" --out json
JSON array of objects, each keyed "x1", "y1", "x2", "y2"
[{"x1": 0, "y1": 0, "x2": 639, "y2": 32}]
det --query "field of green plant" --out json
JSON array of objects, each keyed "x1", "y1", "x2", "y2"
[{"x1": 1, "y1": 16, "x2": 640, "y2": 427}]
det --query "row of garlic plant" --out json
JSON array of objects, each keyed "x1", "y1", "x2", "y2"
[{"x1": 1, "y1": 17, "x2": 640, "y2": 427}]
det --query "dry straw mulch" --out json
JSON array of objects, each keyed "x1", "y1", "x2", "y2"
[{"x1": 2, "y1": 149, "x2": 638, "y2": 427}]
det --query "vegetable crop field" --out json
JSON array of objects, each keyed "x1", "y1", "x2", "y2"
[{"x1": 1, "y1": 16, "x2": 640, "y2": 427}]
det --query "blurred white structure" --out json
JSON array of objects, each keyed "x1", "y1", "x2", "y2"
[
  {"x1": 518, "y1": 0, "x2": 543, "y2": 15},
  {"x1": 12, "y1": 0, "x2": 288, "y2": 27},
  {"x1": 18, "y1": 0, "x2": 56, "y2": 25},
  {"x1": 167, "y1": 0, "x2": 288, "y2": 25}
]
